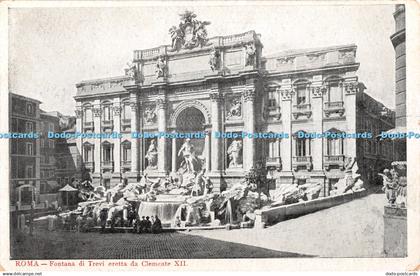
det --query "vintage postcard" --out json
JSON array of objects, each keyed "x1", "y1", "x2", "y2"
[{"x1": 0, "y1": 0, "x2": 419, "y2": 274}]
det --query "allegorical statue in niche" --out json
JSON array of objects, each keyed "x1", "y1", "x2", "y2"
[
  {"x1": 178, "y1": 138, "x2": 199, "y2": 173},
  {"x1": 209, "y1": 47, "x2": 221, "y2": 71},
  {"x1": 145, "y1": 139, "x2": 158, "y2": 169},
  {"x1": 244, "y1": 44, "x2": 256, "y2": 67},
  {"x1": 227, "y1": 140, "x2": 243, "y2": 168},
  {"x1": 155, "y1": 56, "x2": 167, "y2": 79}
]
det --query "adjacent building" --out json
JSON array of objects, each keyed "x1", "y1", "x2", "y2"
[
  {"x1": 74, "y1": 12, "x2": 394, "y2": 196},
  {"x1": 390, "y1": 4, "x2": 406, "y2": 161},
  {"x1": 9, "y1": 93, "x2": 41, "y2": 210}
]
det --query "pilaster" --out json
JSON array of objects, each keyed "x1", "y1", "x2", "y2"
[
  {"x1": 157, "y1": 91, "x2": 169, "y2": 173},
  {"x1": 310, "y1": 77, "x2": 326, "y2": 172},
  {"x1": 279, "y1": 80, "x2": 293, "y2": 173},
  {"x1": 243, "y1": 88, "x2": 256, "y2": 171}
]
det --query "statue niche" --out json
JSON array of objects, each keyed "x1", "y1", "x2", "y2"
[
  {"x1": 174, "y1": 107, "x2": 206, "y2": 173},
  {"x1": 227, "y1": 139, "x2": 243, "y2": 168},
  {"x1": 145, "y1": 139, "x2": 158, "y2": 170}
]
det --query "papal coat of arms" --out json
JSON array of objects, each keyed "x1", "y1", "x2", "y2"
[{"x1": 169, "y1": 10, "x2": 211, "y2": 51}]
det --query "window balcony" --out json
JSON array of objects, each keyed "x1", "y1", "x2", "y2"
[
  {"x1": 121, "y1": 160, "x2": 131, "y2": 169},
  {"x1": 121, "y1": 119, "x2": 131, "y2": 131},
  {"x1": 84, "y1": 162, "x2": 94, "y2": 171},
  {"x1": 292, "y1": 104, "x2": 312, "y2": 120},
  {"x1": 292, "y1": 156, "x2": 312, "y2": 171},
  {"x1": 83, "y1": 121, "x2": 94, "y2": 131},
  {"x1": 101, "y1": 161, "x2": 114, "y2": 170},
  {"x1": 101, "y1": 120, "x2": 114, "y2": 132},
  {"x1": 323, "y1": 155, "x2": 345, "y2": 170},
  {"x1": 266, "y1": 156, "x2": 282, "y2": 170},
  {"x1": 324, "y1": 101, "x2": 345, "y2": 117}
]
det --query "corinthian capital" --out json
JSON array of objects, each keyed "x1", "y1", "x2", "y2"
[
  {"x1": 113, "y1": 105, "x2": 121, "y2": 116},
  {"x1": 130, "y1": 102, "x2": 138, "y2": 112},
  {"x1": 311, "y1": 85, "x2": 327, "y2": 98},
  {"x1": 92, "y1": 107, "x2": 102, "y2": 117},
  {"x1": 280, "y1": 89, "x2": 294, "y2": 101},
  {"x1": 75, "y1": 108, "x2": 83, "y2": 119},
  {"x1": 209, "y1": 93, "x2": 223, "y2": 102},
  {"x1": 156, "y1": 98, "x2": 167, "y2": 109},
  {"x1": 242, "y1": 89, "x2": 256, "y2": 102},
  {"x1": 344, "y1": 81, "x2": 360, "y2": 94}
]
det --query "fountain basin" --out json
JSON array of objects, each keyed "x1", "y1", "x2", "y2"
[{"x1": 137, "y1": 201, "x2": 183, "y2": 224}]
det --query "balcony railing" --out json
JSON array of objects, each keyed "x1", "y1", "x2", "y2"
[
  {"x1": 324, "y1": 155, "x2": 345, "y2": 170},
  {"x1": 101, "y1": 161, "x2": 114, "y2": 169},
  {"x1": 121, "y1": 160, "x2": 131, "y2": 168},
  {"x1": 101, "y1": 120, "x2": 114, "y2": 132},
  {"x1": 84, "y1": 162, "x2": 94, "y2": 170},
  {"x1": 266, "y1": 156, "x2": 282, "y2": 170},
  {"x1": 292, "y1": 104, "x2": 312, "y2": 119},
  {"x1": 83, "y1": 121, "x2": 94, "y2": 131},
  {"x1": 121, "y1": 119, "x2": 131, "y2": 131},
  {"x1": 324, "y1": 101, "x2": 345, "y2": 117},
  {"x1": 292, "y1": 156, "x2": 312, "y2": 171}
]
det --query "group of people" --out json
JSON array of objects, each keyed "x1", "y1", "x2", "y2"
[{"x1": 133, "y1": 215, "x2": 162, "y2": 234}]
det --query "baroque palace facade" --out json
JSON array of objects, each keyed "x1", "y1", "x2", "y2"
[{"x1": 74, "y1": 12, "x2": 394, "y2": 196}]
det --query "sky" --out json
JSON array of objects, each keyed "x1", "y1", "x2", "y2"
[{"x1": 8, "y1": 4, "x2": 396, "y2": 116}]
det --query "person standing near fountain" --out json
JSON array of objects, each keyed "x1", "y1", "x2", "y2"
[{"x1": 152, "y1": 216, "x2": 162, "y2": 234}]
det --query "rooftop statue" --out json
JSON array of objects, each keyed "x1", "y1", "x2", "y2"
[{"x1": 169, "y1": 10, "x2": 211, "y2": 51}]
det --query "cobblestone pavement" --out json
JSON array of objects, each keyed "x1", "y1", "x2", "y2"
[
  {"x1": 11, "y1": 230, "x2": 308, "y2": 259},
  {"x1": 186, "y1": 193, "x2": 387, "y2": 257}
]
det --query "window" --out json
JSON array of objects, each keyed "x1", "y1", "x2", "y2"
[
  {"x1": 25, "y1": 165, "x2": 34, "y2": 178},
  {"x1": 49, "y1": 123, "x2": 54, "y2": 132},
  {"x1": 102, "y1": 143, "x2": 113, "y2": 162},
  {"x1": 294, "y1": 132, "x2": 311, "y2": 157},
  {"x1": 267, "y1": 138, "x2": 280, "y2": 159},
  {"x1": 123, "y1": 103, "x2": 131, "y2": 120},
  {"x1": 83, "y1": 144, "x2": 93, "y2": 162},
  {"x1": 11, "y1": 118, "x2": 18, "y2": 132},
  {"x1": 122, "y1": 142, "x2": 131, "y2": 162},
  {"x1": 83, "y1": 108, "x2": 93, "y2": 123},
  {"x1": 327, "y1": 82, "x2": 342, "y2": 102},
  {"x1": 26, "y1": 122, "x2": 33, "y2": 132},
  {"x1": 268, "y1": 91, "x2": 277, "y2": 108},
  {"x1": 26, "y1": 142, "x2": 33, "y2": 156},
  {"x1": 102, "y1": 105, "x2": 112, "y2": 122},
  {"x1": 26, "y1": 103, "x2": 33, "y2": 115},
  {"x1": 296, "y1": 85, "x2": 307, "y2": 105},
  {"x1": 326, "y1": 137, "x2": 344, "y2": 156}
]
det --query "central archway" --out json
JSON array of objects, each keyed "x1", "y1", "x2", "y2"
[{"x1": 173, "y1": 107, "x2": 206, "y2": 172}]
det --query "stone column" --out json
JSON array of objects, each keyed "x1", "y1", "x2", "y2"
[
  {"x1": 75, "y1": 106, "x2": 83, "y2": 172},
  {"x1": 310, "y1": 83, "x2": 325, "y2": 171},
  {"x1": 310, "y1": 80, "x2": 326, "y2": 195},
  {"x1": 209, "y1": 91, "x2": 223, "y2": 173},
  {"x1": 171, "y1": 132, "x2": 177, "y2": 173},
  {"x1": 92, "y1": 102, "x2": 102, "y2": 177},
  {"x1": 279, "y1": 83, "x2": 294, "y2": 186},
  {"x1": 344, "y1": 81, "x2": 358, "y2": 158},
  {"x1": 130, "y1": 101, "x2": 139, "y2": 175},
  {"x1": 112, "y1": 102, "x2": 121, "y2": 174},
  {"x1": 280, "y1": 87, "x2": 293, "y2": 171},
  {"x1": 243, "y1": 89, "x2": 256, "y2": 171},
  {"x1": 157, "y1": 97, "x2": 168, "y2": 173},
  {"x1": 205, "y1": 130, "x2": 211, "y2": 173}
]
